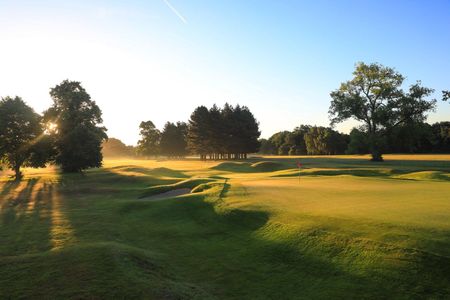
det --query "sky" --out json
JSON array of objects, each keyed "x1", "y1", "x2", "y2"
[{"x1": 0, "y1": 0, "x2": 449, "y2": 145}]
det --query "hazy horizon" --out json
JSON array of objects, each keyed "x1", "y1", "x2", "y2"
[{"x1": 1, "y1": 0, "x2": 449, "y2": 145}]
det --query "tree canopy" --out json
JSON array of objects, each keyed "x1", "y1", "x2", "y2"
[
  {"x1": 0, "y1": 96, "x2": 52, "y2": 180},
  {"x1": 443, "y1": 90, "x2": 449, "y2": 102},
  {"x1": 259, "y1": 125, "x2": 348, "y2": 156},
  {"x1": 187, "y1": 104, "x2": 260, "y2": 160},
  {"x1": 160, "y1": 122, "x2": 188, "y2": 158},
  {"x1": 44, "y1": 80, "x2": 107, "y2": 172},
  {"x1": 102, "y1": 138, "x2": 135, "y2": 158},
  {"x1": 329, "y1": 62, "x2": 436, "y2": 161},
  {"x1": 137, "y1": 121, "x2": 161, "y2": 157}
]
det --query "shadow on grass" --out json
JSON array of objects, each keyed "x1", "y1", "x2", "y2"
[
  {"x1": 109, "y1": 165, "x2": 189, "y2": 178},
  {"x1": 0, "y1": 178, "x2": 53, "y2": 257},
  {"x1": 212, "y1": 161, "x2": 285, "y2": 173},
  {"x1": 116, "y1": 178, "x2": 450, "y2": 298},
  {"x1": 273, "y1": 168, "x2": 450, "y2": 181},
  {"x1": 250, "y1": 156, "x2": 450, "y2": 172},
  {"x1": 1, "y1": 168, "x2": 450, "y2": 298}
]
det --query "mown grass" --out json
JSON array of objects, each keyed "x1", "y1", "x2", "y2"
[{"x1": 1, "y1": 155, "x2": 450, "y2": 299}]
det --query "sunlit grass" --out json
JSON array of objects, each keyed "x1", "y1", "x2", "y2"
[{"x1": 1, "y1": 155, "x2": 450, "y2": 298}]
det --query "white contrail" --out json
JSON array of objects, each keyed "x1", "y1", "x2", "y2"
[{"x1": 162, "y1": 0, "x2": 188, "y2": 24}]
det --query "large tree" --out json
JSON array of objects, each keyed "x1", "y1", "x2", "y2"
[
  {"x1": 0, "y1": 96, "x2": 52, "y2": 180},
  {"x1": 235, "y1": 105, "x2": 260, "y2": 158},
  {"x1": 160, "y1": 121, "x2": 188, "y2": 158},
  {"x1": 187, "y1": 104, "x2": 260, "y2": 160},
  {"x1": 137, "y1": 121, "x2": 161, "y2": 157},
  {"x1": 187, "y1": 106, "x2": 211, "y2": 160},
  {"x1": 44, "y1": 80, "x2": 107, "y2": 172},
  {"x1": 329, "y1": 62, "x2": 436, "y2": 161}
]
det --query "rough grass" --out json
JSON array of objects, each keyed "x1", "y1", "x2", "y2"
[{"x1": 1, "y1": 155, "x2": 450, "y2": 299}]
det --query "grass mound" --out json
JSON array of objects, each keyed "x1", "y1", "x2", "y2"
[
  {"x1": 140, "y1": 178, "x2": 217, "y2": 198},
  {"x1": 212, "y1": 161, "x2": 285, "y2": 173},
  {"x1": 250, "y1": 161, "x2": 284, "y2": 172},
  {"x1": 0, "y1": 242, "x2": 209, "y2": 299},
  {"x1": 191, "y1": 182, "x2": 224, "y2": 193},
  {"x1": 110, "y1": 165, "x2": 188, "y2": 178},
  {"x1": 212, "y1": 162, "x2": 251, "y2": 172},
  {"x1": 393, "y1": 171, "x2": 450, "y2": 181},
  {"x1": 272, "y1": 168, "x2": 395, "y2": 178}
]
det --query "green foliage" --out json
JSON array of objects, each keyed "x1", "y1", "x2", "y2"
[
  {"x1": 187, "y1": 106, "x2": 210, "y2": 158},
  {"x1": 346, "y1": 128, "x2": 369, "y2": 154},
  {"x1": 258, "y1": 138, "x2": 276, "y2": 154},
  {"x1": 265, "y1": 125, "x2": 347, "y2": 156},
  {"x1": 44, "y1": 80, "x2": 107, "y2": 172},
  {"x1": 0, "y1": 96, "x2": 52, "y2": 180},
  {"x1": 102, "y1": 138, "x2": 135, "y2": 158},
  {"x1": 330, "y1": 62, "x2": 436, "y2": 161},
  {"x1": 443, "y1": 90, "x2": 449, "y2": 102},
  {"x1": 430, "y1": 122, "x2": 450, "y2": 153},
  {"x1": 160, "y1": 122, "x2": 188, "y2": 157},
  {"x1": 137, "y1": 121, "x2": 161, "y2": 157},
  {"x1": 188, "y1": 103, "x2": 260, "y2": 159},
  {"x1": 304, "y1": 126, "x2": 348, "y2": 155}
]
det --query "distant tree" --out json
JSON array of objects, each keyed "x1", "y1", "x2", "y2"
[
  {"x1": 160, "y1": 121, "x2": 188, "y2": 158},
  {"x1": 346, "y1": 128, "x2": 369, "y2": 154},
  {"x1": 330, "y1": 62, "x2": 436, "y2": 161},
  {"x1": 187, "y1": 106, "x2": 211, "y2": 160},
  {"x1": 0, "y1": 96, "x2": 52, "y2": 180},
  {"x1": 304, "y1": 127, "x2": 329, "y2": 155},
  {"x1": 258, "y1": 138, "x2": 276, "y2": 154},
  {"x1": 209, "y1": 104, "x2": 226, "y2": 159},
  {"x1": 268, "y1": 131, "x2": 290, "y2": 155},
  {"x1": 44, "y1": 80, "x2": 107, "y2": 172},
  {"x1": 430, "y1": 122, "x2": 450, "y2": 153},
  {"x1": 304, "y1": 126, "x2": 347, "y2": 155},
  {"x1": 137, "y1": 121, "x2": 160, "y2": 157},
  {"x1": 102, "y1": 138, "x2": 134, "y2": 157},
  {"x1": 386, "y1": 122, "x2": 433, "y2": 153},
  {"x1": 187, "y1": 104, "x2": 260, "y2": 160},
  {"x1": 288, "y1": 125, "x2": 310, "y2": 155},
  {"x1": 234, "y1": 105, "x2": 260, "y2": 159}
]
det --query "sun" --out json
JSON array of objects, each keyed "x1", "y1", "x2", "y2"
[{"x1": 45, "y1": 122, "x2": 58, "y2": 134}]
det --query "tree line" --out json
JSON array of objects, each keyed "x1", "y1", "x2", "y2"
[
  {"x1": 259, "y1": 125, "x2": 349, "y2": 156},
  {"x1": 136, "y1": 103, "x2": 260, "y2": 160},
  {"x1": 136, "y1": 120, "x2": 188, "y2": 158},
  {"x1": 259, "y1": 121, "x2": 450, "y2": 156}
]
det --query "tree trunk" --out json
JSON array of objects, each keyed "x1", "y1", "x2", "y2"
[
  {"x1": 14, "y1": 165, "x2": 23, "y2": 181},
  {"x1": 369, "y1": 132, "x2": 384, "y2": 162}
]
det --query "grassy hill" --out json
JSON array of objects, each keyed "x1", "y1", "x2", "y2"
[{"x1": 1, "y1": 155, "x2": 450, "y2": 299}]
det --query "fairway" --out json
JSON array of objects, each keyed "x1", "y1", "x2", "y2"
[{"x1": 1, "y1": 155, "x2": 450, "y2": 299}]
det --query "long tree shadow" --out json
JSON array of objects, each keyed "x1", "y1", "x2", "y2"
[
  {"x1": 0, "y1": 178, "x2": 54, "y2": 257},
  {"x1": 1, "y1": 168, "x2": 449, "y2": 298},
  {"x1": 113, "y1": 174, "x2": 450, "y2": 299}
]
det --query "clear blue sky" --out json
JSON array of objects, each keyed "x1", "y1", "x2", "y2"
[{"x1": 1, "y1": 0, "x2": 449, "y2": 145}]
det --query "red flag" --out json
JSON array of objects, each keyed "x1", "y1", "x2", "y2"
[{"x1": 297, "y1": 161, "x2": 302, "y2": 168}]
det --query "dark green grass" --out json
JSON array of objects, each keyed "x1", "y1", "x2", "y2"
[{"x1": 1, "y1": 157, "x2": 450, "y2": 299}]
